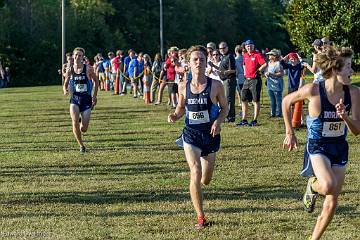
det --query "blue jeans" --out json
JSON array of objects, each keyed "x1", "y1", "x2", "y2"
[{"x1": 268, "y1": 89, "x2": 282, "y2": 117}]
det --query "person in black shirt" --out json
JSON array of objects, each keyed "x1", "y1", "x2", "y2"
[{"x1": 218, "y1": 41, "x2": 236, "y2": 122}]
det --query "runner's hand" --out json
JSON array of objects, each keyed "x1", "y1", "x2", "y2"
[
  {"x1": 335, "y1": 98, "x2": 347, "y2": 119},
  {"x1": 168, "y1": 113, "x2": 177, "y2": 123},
  {"x1": 63, "y1": 87, "x2": 68, "y2": 96},
  {"x1": 283, "y1": 134, "x2": 297, "y2": 151},
  {"x1": 210, "y1": 120, "x2": 221, "y2": 137}
]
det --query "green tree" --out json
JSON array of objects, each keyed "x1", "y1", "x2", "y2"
[
  {"x1": 284, "y1": 0, "x2": 360, "y2": 61},
  {"x1": 0, "y1": 0, "x2": 292, "y2": 86}
]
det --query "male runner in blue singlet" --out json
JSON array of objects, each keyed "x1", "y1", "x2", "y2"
[
  {"x1": 63, "y1": 47, "x2": 98, "y2": 153},
  {"x1": 168, "y1": 45, "x2": 229, "y2": 229},
  {"x1": 282, "y1": 46, "x2": 360, "y2": 240}
]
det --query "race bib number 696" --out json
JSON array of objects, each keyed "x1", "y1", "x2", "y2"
[{"x1": 188, "y1": 110, "x2": 210, "y2": 124}]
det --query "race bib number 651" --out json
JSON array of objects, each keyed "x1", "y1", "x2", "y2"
[
  {"x1": 322, "y1": 122, "x2": 345, "y2": 137},
  {"x1": 188, "y1": 110, "x2": 210, "y2": 125}
]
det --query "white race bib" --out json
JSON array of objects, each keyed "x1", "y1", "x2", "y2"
[
  {"x1": 188, "y1": 110, "x2": 210, "y2": 124},
  {"x1": 322, "y1": 122, "x2": 345, "y2": 137},
  {"x1": 75, "y1": 84, "x2": 87, "y2": 93}
]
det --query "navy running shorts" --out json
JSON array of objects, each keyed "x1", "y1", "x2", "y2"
[
  {"x1": 301, "y1": 139, "x2": 348, "y2": 177},
  {"x1": 70, "y1": 94, "x2": 92, "y2": 112},
  {"x1": 176, "y1": 126, "x2": 220, "y2": 157}
]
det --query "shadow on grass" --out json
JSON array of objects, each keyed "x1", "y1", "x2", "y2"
[
  {"x1": 0, "y1": 185, "x2": 301, "y2": 206},
  {"x1": 0, "y1": 139, "x2": 181, "y2": 152},
  {"x1": 336, "y1": 204, "x2": 360, "y2": 218},
  {"x1": 0, "y1": 209, "x2": 194, "y2": 219},
  {"x1": 0, "y1": 160, "x2": 185, "y2": 178}
]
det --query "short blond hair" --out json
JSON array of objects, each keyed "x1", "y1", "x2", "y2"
[
  {"x1": 186, "y1": 45, "x2": 207, "y2": 62},
  {"x1": 73, "y1": 47, "x2": 85, "y2": 55}
]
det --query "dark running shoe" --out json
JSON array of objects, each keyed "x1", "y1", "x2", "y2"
[
  {"x1": 80, "y1": 146, "x2": 86, "y2": 154},
  {"x1": 248, "y1": 120, "x2": 258, "y2": 127},
  {"x1": 236, "y1": 119, "x2": 248, "y2": 127},
  {"x1": 194, "y1": 216, "x2": 209, "y2": 230},
  {"x1": 303, "y1": 177, "x2": 318, "y2": 213}
]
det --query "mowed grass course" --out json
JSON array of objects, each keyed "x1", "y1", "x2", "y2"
[{"x1": 0, "y1": 78, "x2": 359, "y2": 240}]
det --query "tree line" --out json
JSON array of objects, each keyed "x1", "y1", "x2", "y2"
[{"x1": 0, "y1": 0, "x2": 358, "y2": 87}]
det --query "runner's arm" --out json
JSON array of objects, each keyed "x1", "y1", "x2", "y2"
[
  {"x1": 214, "y1": 81, "x2": 229, "y2": 124},
  {"x1": 282, "y1": 84, "x2": 314, "y2": 151},
  {"x1": 88, "y1": 66, "x2": 98, "y2": 106}
]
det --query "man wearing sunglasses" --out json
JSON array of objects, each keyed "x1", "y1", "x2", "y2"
[{"x1": 218, "y1": 41, "x2": 237, "y2": 122}]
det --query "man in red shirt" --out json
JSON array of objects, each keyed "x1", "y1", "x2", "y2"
[{"x1": 237, "y1": 40, "x2": 267, "y2": 127}]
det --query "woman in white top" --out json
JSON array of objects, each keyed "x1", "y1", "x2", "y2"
[{"x1": 206, "y1": 49, "x2": 222, "y2": 81}]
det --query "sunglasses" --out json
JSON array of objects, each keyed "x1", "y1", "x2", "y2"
[{"x1": 212, "y1": 54, "x2": 219, "y2": 56}]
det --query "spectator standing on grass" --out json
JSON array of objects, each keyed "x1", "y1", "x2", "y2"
[
  {"x1": 283, "y1": 46, "x2": 360, "y2": 240},
  {"x1": 237, "y1": 39, "x2": 267, "y2": 127},
  {"x1": 235, "y1": 44, "x2": 245, "y2": 107},
  {"x1": 164, "y1": 46, "x2": 178, "y2": 108},
  {"x1": 96, "y1": 53, "x2": 106, "y2": 91},
  {"x1": 150, "y1": 53, "x2": 163, "y2": 103},
  {"x1": 142, "y1": 54, "x2": 152, "y2": 99},
  {"x1": 205, "y1": 42, "x2": 217, "y2": 77},
  {"x1": 281, "y1": 52, "x2": 311, "y2": 94},
  {"x1": 168, "y1": 45, "x2": 228, "y2": 230},
  {"x1": 206, "y1": 49, "x2": 221, "y2": 82},
  {"x1": 264, "y1": 49, "x2": 284, "y2": 118},
  {"x1": 310, "y1": 38, "x2": 333, "y2": 84},
  {"x1": 218, "y1": 41, "x2": 237, "y2": 122},
  {"x1": 122, "y1": 49, "x2": 136, "y2": 94},
  {"x1": 4, "y1": 67, "x2": 10, "y2": 87}
]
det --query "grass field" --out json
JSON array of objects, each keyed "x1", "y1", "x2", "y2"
[{"x1": 0, "y1": 78, "x2": 359, "y2": 240}]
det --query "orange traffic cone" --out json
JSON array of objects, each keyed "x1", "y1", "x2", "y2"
[{"x1": 292, "y1": 100, "x2": 303, "y2": 128}]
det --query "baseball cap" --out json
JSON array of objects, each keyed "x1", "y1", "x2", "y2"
[
  {"x1": 288, "y1": 52, "x2": 299, "y2": 60},
  {"x1": 206, "y1": 42, "x2": 216, "y2": 49},
  {"x1": 244, "y1": 39, "x2": 255, "y2": 45},
  {"x1": 266, "y1": 49, "x2": 281, "y2": 57},
  {"x1": 312, "y1": 39, "x2": 323, "y2": 47}
]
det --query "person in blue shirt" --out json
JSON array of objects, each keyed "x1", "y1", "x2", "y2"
[
  {"x1": 168, "y1": 45, "x2": 228, "y2": 230},
  {"x1": 280, "y1": 52, "x2": 311, "y2": 94},
  {"x1": 136, "y1": 52, "x2": 144, "y2": 95},
  {"x1": 282, "y1": 46, "x2": 360, "y2": 240},
  {"x1": 128, "y1": 52, "x2": 141, "y2": 98},
  {"x1": 122, "y1": 49, "x2": 135, "y2": 94}
]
